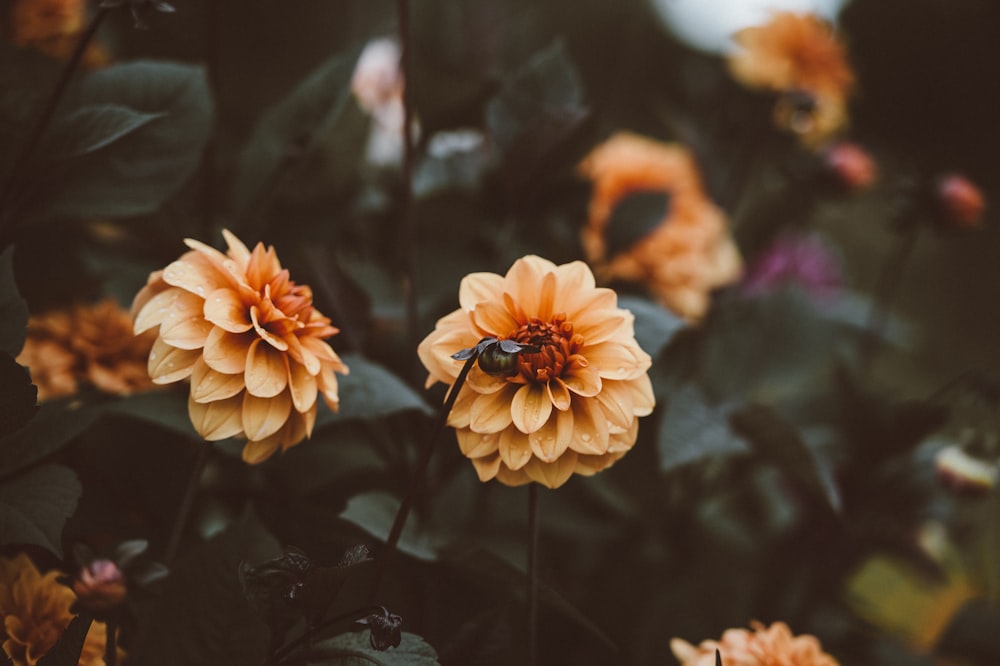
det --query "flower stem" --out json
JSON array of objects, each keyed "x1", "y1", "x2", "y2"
[
  {"x1": 163, "y1": 440, "x2": 212, "y2": 566},
  {"x1": 104, "y1": 620, "x2": 118, "y2": 666},
  {"x1": 396, "y1": 0, "x2": 420, "y2": 384},
  {"x1": 0, "y1": 8, "x2": 110, "y2": 228},
  {"x1": 862, "y1": 223, "x2": 920, "y2": 363},
  {"x1": 527, "y1": 483, "x2": 540, "y2": 666},
  {"x1": 375, "y1": 356, "x2": 477, "y2": 594},
  {"x1": 261, "y1": 605, "x2": 386, "y2": 666}
]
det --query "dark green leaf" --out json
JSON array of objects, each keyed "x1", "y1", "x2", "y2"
[
  {"x1": 0, "y1": 247, "x2": 28, "y2": 356},
  {"x1": 315, "y1": 354, "x2": 433, "y2": 429},
  {"x1": 729, "y1": 404, "x2": 842, "y2": 512},
  {"x1": 0, "y1": 464, "x2": 81, "y2": 556},
  {"x1": 37, "y1": 613, "x2": 93, "y2": 666},
  {"x1": 104, "y1": 388, "x2": 199, "y2": 440},
  {"x1": 604, "y1": 190, "x2": 670, "y2": 257},
  {"x1": 339, "y1": 491, "x2": 439, "y2": 561},
  {"x1": 305, "y1": 630, "x2": 440, "y2": 665},
  {"x1": 131, "y1": 510, "x2": 281, "y2": 666},
  {"x1": 618, "y1": 295, "x2": 685, "y2": 361},
  {"x1": 658, "y1": 385, "x2": 748, "y2": 472},
  {"x1": 0, "y1": 353, "x2": 37, "y2": 439},
  {"x1": 231, "y1": 50, "x2": 359, "y2": 226},
  {"x1": 33, "y1": 61, "x2": 214, "y2": 219},
  {"x1": 41, "y1": 104, "x2": 166, "y2": 159},
  {"x1": 0, "y1": 400, "x2": 104, "y2": 476}
]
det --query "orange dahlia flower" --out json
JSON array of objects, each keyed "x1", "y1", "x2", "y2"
[
  {"x1": 579, "y1": 132, "x2": 742, "y2": 321},
  {"x1": 132, "y1": 230, "x2": 349, "y2": 464},
  {"x1": 728, "y1": 12, "x2": 854, "y2": 146},
  {"x1": 0, "y1": 553, "x2": 116, "y2": 666},
  {"x1": 417, "y1": 255, "x2": 655, "y2": 489},
  {"x1": 9, "y1": 0, "x2": 109, "y2": 68},
  {"x1": 671, "y1": 621, "x2": 839, "y2": 666},
  {"x1": 17, "y1": 298, "x2": 157, "y2": 402}
]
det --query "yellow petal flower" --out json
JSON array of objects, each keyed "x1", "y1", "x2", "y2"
[
  {"x1": 133, "y1": 230, "x2": 348, "y2": 463},
  {"x1": 418, "y1": 256, "x2": 655, "y2": 489}
]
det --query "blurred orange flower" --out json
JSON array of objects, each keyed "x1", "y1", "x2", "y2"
[
  {"x1": 728, "y1": 12, "x2": 854, "y2": 146},
  {"x1": 671, "y1": 621, "x2": 839, "y2": 666},
  {"x1": 0, "y1": 553, "x2": 115, "y2": 666},
  {"x1": 936, "y1": 174, "x2": 985, "y2": 230},
  {"x1": 9, "y1": 0, "x2": 109, "y2": 68},
  {"x1": 17, "y1": 298, "x2": 157, "y2": 402},
  {"x1": 417, "y1": 255, "x2": 655, "y2": 489},
  {"x1": 579, "y1": 132, "x2": 742, "y2": 321},
  {"x1": 132, "y1": 230, "x2": 349, "y2": 464}
]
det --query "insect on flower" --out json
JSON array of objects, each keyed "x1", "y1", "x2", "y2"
[{"x1": 451, "y1": 337, "x2": 541, "y2": 377}]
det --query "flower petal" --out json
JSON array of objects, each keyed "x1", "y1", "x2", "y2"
[
  {"x1": 574, "y1": 312, "x2": 630, "y2": 346},
  {"x1": 471, "y1": 453, "x2": 502, "y2": 482},
  {"x1": 203, "y1": 327, "x2": 252, "y2": 374},
  {"x1": 625, "y1": 373, "x2": 655, "y2": 416},
  {"x1": 494, "y1": 464, "x2": 533, "y2": 486},
  {"x1": 190, "y1": 357, "x2": 245, "y2": 403},
  {"x1": 594, "y1": 381, "x2": 634, "y2": 430},
  {"x1": 511, "y1": 383, "x2": 553, "y2": 435},
  {"x1": 469, "y1": 384, "x2": 517, "y2": 434},
  {"x1": 561, "y1": 362, "x2": 602, "y2": 397},
  {"x1": 546, "y1": 376, "x2": 572, "y2": 411},
  {"x1": 498, "y1": 427, "x2": 532, "y2": 471},
  {"x1": 583, "y1": 341, "x2": 649, "y2": 379},
  {"x1": 459, "y1": 272, "x2": 504, "y2": 311},
  {"x1": 529, "y1": 407, "x2": 573, "y2": 462},
  {"x1": 163, "y1": 252, "x2": 234, "y2": 298},
  {"x1": 242, "y1": 390, "x2": 292, "y2": 441},
  {"x1": 250, "y1": 306, "x2": 289, "y2": 351},
  {"x1": 287, "y1": 361, "x2": 318, "y2": 413},
  {"x1": 242, "y1": 438, "x2": 280, "y2": 464},
  {"x1": 221, "y1": 229, "x2": 252, "y2": 267},
  {"x1": 466, "y1": 364, "x2": 508, "y2": 394},
  {"x1": 160, "y1": 312, "x2": 213, "y2": 350},
  {"x1": 457, "y1": 429, "x2": 500, "y2": 459},
  {"x1": 148, "y1": 338, "x2": 200, "y2": 384},
  {"x1": 286, "y1": 334, "x2": 321, "y2": 376},
  {"x1": 568, "y1": 396, "x2": 609, "y2": 455},
  {"x1": 446, "y1": 385, "x2": 476, "y2": 429},
  {"x1": 203, "y1": 288, "x2": 253, "y2": 333},
  {"x1": 245, "y1": 338, "x2": 290, "y2": 398},
  {"x1": 134, "y1": 286, "x2": 184, "y2": 334},
  {"x1": 188, "y1": 394, "x2": 244, "y2": 440},
  {"x1": 524, "y1": 451, "x2": 578, "y2": 489},
  {"x1": 470, "y1": 301, "x2": 518, "y2": 338}
]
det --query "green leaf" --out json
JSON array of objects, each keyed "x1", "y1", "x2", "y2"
[
  {"x1": 0, "y1": 247, "x2": 28, "y2": 356},
  {"x1": 618, "y1": 295, "x2": 685, "y2": 361},
  {"x1": 657, "y1": 385, "x2": 748, "y2": 472},
  {"x1": 32, "y1": 61, "x2": 214, "y2": 219},
  {"x1": 131, "y1": 509, "x2": 281, "y2": 666},
  {"x1": 0, "y1": 353, "x2": 37, "y2": 439},
  {"x1": 41, "y1": 104, "x2": 166, "y2": 159},
  {"x1": 729, "y1": 404, "x2": 842, "y2": 512},
  {"x1": 604, "y1": 190, "x2": 670, "y2": 257},
  {"x1": 0, "y1": 464, "x2": 81, "y2": 556},
  {"x1": 104, "y1": 388, "x2": 199, "y2": 440},
  {"x1": 315, "y1": 354, "x2": 433, "y2": 429},
  {"x1": 305, "y1": 631, "x2": 440, "y2": 665},
  {"x1": 0, "y1": 400, "x2": 104, "y2": 476},
  {"x1": 231, "y1": 50, "x2": 359, "y2": 226},
  {"x1": 339, "y1": 492, "x2": 439, "y2": 561},
  {"x1": 36, "y1": 613, "x2": 93, "y2": 666}
]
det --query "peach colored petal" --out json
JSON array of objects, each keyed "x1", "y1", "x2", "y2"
[
  {"x1": 510, "y1": 383, "x2": 553, "y2": 434},
  {"x1": 446, "y1": 385, "x2": 476, "y2": 429},
  {"x1": 203, "y1": 327, "x2": 251, "y2": 374},
  {"x1": 188, "y1": 394, "x2": 244, "y2": 440},
  {"x1": 546, "y1": 376, "x2": 572, "y2": 411},
  {"x1": 134, "y1": 287, "x2": 186, "y2": 334},
  {"x1": 624, "y1": 373, "x2": 655, "y2": 416},
  {"x1": 221, "y1": 229, "x2": 252, "y2": 267},
  {"x1": 470, "y1": 301, "x2": 518, "y2": 338},
  {"x1": 242, "y1": 438, "x2": 279, "y2": 464},
  {"x1": 245, "y1": 244, "x2": 281, "y2": 291},
  {"x1": 300, "y1": 337, "x2": 340, "y2": 364},
  {"x1": 573, "y1": 312, "x2": 629, "y2": 346},
  {"x1": 528, "y1": 407, "x2": 572, "y2": 462},
  {"x1": 505, "y1": 257, "x2": 547, "y2": 316},
  {"x1": 494, "y1": 464, "x2": 533, "y2": 486},
  {"x1": 458, "y1": 272, "x2": 505, "y2": 311},
  {"x1": 203, "y1": 287, "x2": 252, "y2": 333},
  {"x1": 242, "y1": 390, "x2": 292, "y2": 441},
  {"x1": 131, "y1": 270, "x2": 167, "y2": 320},
  {"x1": 287, "y1": 361, "x2": 318, "y2": 413},
  {"x1": 471, "y1": 453, "x2": 502, "y2": 482},
  {"x1": 245, "y1": 338, "x2": 290, "y2": 398},
  {"x1": 561, "y1": 362, "x2": 602, "y2": 397},
  {"x1": 457, "y1": 429, "x2": 500, "y2": 459},
  {"x1": 534, "y1": 271, "x2": 556, "y2": 323},
  {"x1": 148, "y1": 338, "x2": 200, "y2": 384},
  {"x1": 583, "y1": 341, "x2": 649, "y2": 380},
  {"x1": 469, "y1": 385, "x2": 517, "y2": 434},
  {"x1": 466, "y1": 364, "x2": 508, "y2": 394},
  {"x1": 594, "y1": 381, "x2": 634, "y2": 430},
  {"x1": 316, "y1": 366, "x2": 341, "y2": 411},
  {"x1": 159, "y1": 313, "x2": 213, "y2": 350},
  {"x1": 286, "y1": 334, "x2": 321, "y2": 376},
  {"x1": 524, "y1": 451, "x2": 577, "y2": 489},
  {"x1": 250, "y1": 305, "x2": 289, "y2": 351},
  {"x1": 162, "y1": 252, "x2": 233, "y2": 298},
  {"x1": 568, "y1": 397, "x2": 609, "y2": 455},
  {"x1": 498, "y1": 427, "x2": 532, "y2": 471},
  {"x1": 553, "y1": 260, "x2": 596, "y2": 293},
  {"x1": 190, "y1": 357, "x2": 245, "y2": 403}
]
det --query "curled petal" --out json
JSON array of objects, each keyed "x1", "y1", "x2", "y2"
[
  {"x1": 546, "y1": 377, "x2": 572, "y2": 411},
  {"x1": 470, "y1": 301, "x2": 518, "y2": 338},
  {"x1": 446, "y1": 385, "x2": 476, "y2": 429},
  {"x1": 163, "y1": 252, "x2": 234, "y2": 297},
  {"x1": 245, "y1": 338, "x2": 290, "y2": 398},
  {"x1": 561, "y1": 362, "x2": 602, "y2": 397},
  {"x1": 457, "y1": 429, "x2": 500, "y2": 459},
  {"x1": 287, "y1": 361, "x2": 318, "y2": 413},
  {"x1": 242, "y1": 390, "x2": 292, "y2": 441},
  {"x1": 134, "y1": 287, "x2": 185, "y2": 334},
  {"x1": 250, "y1": 306, "x2": 289, "y2": 351},
  {"x1": 286, "y1": 334, "x2": 320, "y2": 376},
  {"x1": 221, "y1": 229, "x2": 252, "y2": 267},
  {"x1": 595, "y1": 381, "x2": 634, "y2": 430},
  {"x1": 528, "y1": 408, "x2": 573, "y2": 462},
  {"x1": 148, "y1": 338, "x2": 199, "y2": 384},
  {"x1": 471, "y1": 453, "x2": 502, "y2": 482},
  {"x1": 466, "y1": 365, "x2": 508, "y2": 394},
  {"x1": 511, "y1": 383, "x2": 553, "y2": 435},
  {"x1": 459, "y1": 272, "x2": 504, "y2": 311},
  {"x1": 316, "y1": 366, "x2": 342, "y2": 411},
  {"x1": 188, "y1": 394, "x2": 244, "y2": 440},
  {"x1": 568, "y1": 397, "x2": 609, "y2": 455},
  {"x1": 160, "y1": 312, "x2": 213, "y2": 350},
  {"x1": 242, "y1": 438, "x2": 280, "y2": 464},
  {"x1": 625, "y1": 373, "x2": 655, "y2": 416},
  {"x1": 190, "y1": 357, "x2": 244, "y2": 403},
  {"x1": 583, "y1": 341, "x2": 650, "y2": 380},
  {"x1": 494, "y1": 463, "x2": 533, "y2": 486}
]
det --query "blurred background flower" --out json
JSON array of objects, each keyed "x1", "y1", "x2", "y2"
[
  {"x1": 8, "y1": 0, "x2": 109, "y2": 68},
  {"x1": 671, "y1": 621, "x2": 840, "y2": 665}
]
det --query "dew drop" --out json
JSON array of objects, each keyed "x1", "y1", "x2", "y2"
[
  {"x1": 581, "y1": 433, "x2": 591, "y2": 442},
  {"x1": 196, "y1": 286, "x2": 205, "y2": 296},
  {"x1": 149, "y1": 352, "x2": 158, "y2": 361},
  {"x1": 617, "y1": 367, "x2": 626, "y2": 376}
]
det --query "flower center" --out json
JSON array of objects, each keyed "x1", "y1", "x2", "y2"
[{"x1": 508, "y1": 313, "x2": 585, "y2": 385}]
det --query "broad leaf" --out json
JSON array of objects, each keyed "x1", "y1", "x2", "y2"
[
  {"x1": 0, "y1": 247, "x2": 28, "y2": 356},
  {"x1": 604, "y1": 190, "x2": 670, "y2": 257},
  {"x1": 33, "y1": 61, "x2": 214, "y2": 219},
  {"x1": 104, "y1": 388, "x2": 199, "y2": 440},
  {"x1": 0, "y1": 353, "x2": 37, "y2": 439},
  {"x1": 658, "y1": 385, "x2": 748, "y2": 472},
  {"x1": 41, "y1": 104, "x2": 166, "y2": 159},
  {"x1": 729, "y1": 404, "x2": 842, "y2": 512},
  {"x1": 339, "y1": 492, "x2": 439, "y2": 561},
  {"x1": 315, "y1": 354, "x2": 433, "y2": 429},
  {"x1": 0, "y1": 464, "x2": 81, "y2": 556},
  {"x1": 0, "y1": 400, "x2": 104, "y2": 476},
  {"x1": 305, "y1": 630, "x2": 440, "y2": 665},
  {"x1": 131, "y1": 510, "x2": 281, "y2": 666}
]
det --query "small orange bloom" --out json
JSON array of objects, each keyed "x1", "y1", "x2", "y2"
[
  {"x1": 671, "y1": 621, "x2": 839, "y2": 666},
  {"x1": 132, "y1": 230, "x2": 349, "y2": 464},
  {"x1": 9, "y1": 0, "x2": 109, "y2": 68},
  {"x1": 728, "y1": 12, "x2": 854, "y2": 146},
  {"x1": 936, "y1": 174, "x2": 985, "y2": 230},
  {"x1": 17, "y1": 298, "x2": 157, "y2": 402},
  {"x1": 418, "y1": 255, "x2": 655, "y2": 489},
  {"x1": 579, "y1": 132, "x2": 742, "y2": 321},
  {"x1": 0, "y1": 553, "x2": 116, "y2": 666}
]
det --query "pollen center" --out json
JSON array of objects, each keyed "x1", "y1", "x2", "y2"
[{"x1": 508, "y1": 313, "x2": 585, "y2": 385}]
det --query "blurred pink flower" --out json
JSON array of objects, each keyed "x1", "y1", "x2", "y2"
[{"x1": 741, "y1": 233, "x2": 842, "y2": 300}]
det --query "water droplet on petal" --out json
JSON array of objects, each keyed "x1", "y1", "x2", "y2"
[{"x1": 581, "y1": 433, "x2": 591, "y2": 442}]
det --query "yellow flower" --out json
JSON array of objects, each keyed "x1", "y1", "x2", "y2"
[
  {"x1": 578, "y1": 132, "x2": 742, "y2": 321},
  {"x1": 0, "y1": 553, "x2": 115, "y2": 666},
  {"x1": 417, "y1": 255, "x2": 655, "y2": 489},
  {"x1": 728, "y1": 12, "x2": 854, "y2": 146},
  {"x1": 671, "y1": 621, "x2": 839, "y2": 666},
  {"x1": 132, "y1": 230, "x2": 349, "y2": 464},
  {"x1": 17, "y1": 298, "x2": 158, "y2": 402}
]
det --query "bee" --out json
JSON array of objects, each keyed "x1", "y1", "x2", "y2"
[{"x1": 451, "y1": 337, "x2": 541, "y2": 377}]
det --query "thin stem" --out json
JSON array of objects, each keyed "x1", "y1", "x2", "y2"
[
  {"x1": 0, "y1": 8, "x2": 111, "y2": 224},
  {"x1": 527, "y1": 483, "x2": 540, "y2": 666},
  {"x1": 261, "y1": 606, "x2": 386, "y2": 666},
  {"x1": 862, "y1": 224, "x2": 920, "y2": 363},
  {"x1": 163, "y1": 440, "x2": 212, "y2": 565},
  {"x1": 396, "y1": 0, "x2": 420, "y2": 383},
  {"x1": 375, "y1": 356, "x2": 477, "y2": 594},
  {"x1": 104, "y1": 620, "x2": 118, "y2": 666}
]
